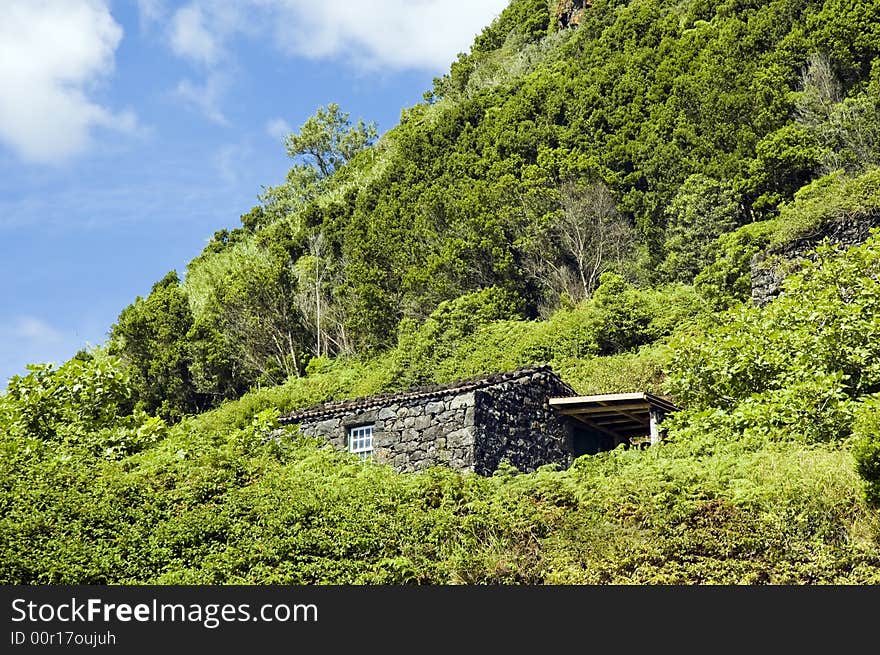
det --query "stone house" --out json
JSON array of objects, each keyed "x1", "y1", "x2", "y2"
[{"x1": 279, "y1": 366, "x2": 676, "y2": 475}]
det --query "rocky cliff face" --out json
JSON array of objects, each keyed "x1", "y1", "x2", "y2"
[
  {"x1": 555, "y1": 0, "x2": 590, "y2": 29},
  {"x1": 751, "y1": 212, "x2": 880, "y2": 306}
]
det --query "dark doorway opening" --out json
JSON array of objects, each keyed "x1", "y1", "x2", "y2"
[{"x1": 571, "y1": 425, "x2": 616, "y2": 456}]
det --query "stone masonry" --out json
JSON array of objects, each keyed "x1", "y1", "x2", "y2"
[
  {"x1": 751, "y1": 211, "x2": 880, "y2": 306},
  {"x1": 472, "y1": 370, "x2": 575, "y2": 475},
  {"x1": 279, "y1": 367, "x2": 578, "y2": 475}
]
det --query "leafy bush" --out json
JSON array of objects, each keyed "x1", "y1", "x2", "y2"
[
  {"x1": 694, "y1": 221, "x2": 776, "y2": 309},
  {"x1": 852, "y1": 395, "x2": 880, "y2": 507},
  {"x1": 109, "y1": 271, "x2": 204, "y2": 421},
  {"x1": 693, "y1": 167, "x2": 880, "y2": 310},
  {"x1": 1, "y1": 351, "x2": 163, "y2": 456},
  {"x1": 393, "y1": 287, "x2": 525, "y2": 386},
  {"x1": 769, "y1": 167, "x2": 880, "y2": 246},
  {"x1": 668, "y1": 232, "x2": 880, "y2": 445},
  {"x1": 3, "y1": 413, "x2": 878, "y2": 584}
]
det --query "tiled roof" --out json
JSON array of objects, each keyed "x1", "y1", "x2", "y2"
[{"x1": 279, "y1": 366, "x2": 575, "y2": 424}]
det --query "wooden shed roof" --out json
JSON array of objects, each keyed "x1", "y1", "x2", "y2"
[{"x1": 548, "y1": 392, "x2": 678, "y2": 440}]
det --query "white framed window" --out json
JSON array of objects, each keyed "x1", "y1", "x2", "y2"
[{"x1": 348, "y1": 424, "x2": 374, "y2": 461}]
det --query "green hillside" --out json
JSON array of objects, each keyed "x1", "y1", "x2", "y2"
[{"x1": 2, "y1": 0, "x2": 880, "y2": 584}]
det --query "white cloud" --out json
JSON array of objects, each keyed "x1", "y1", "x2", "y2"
[
  {"x1": 162, "y1": 1, "x2": 506, "y2": 124},
  {"x1": 258, "y1": 0, "x2": 509, "y2": 71},
  {"x1": 137, "y1": 0, "x2": 166, "y2": 25},
  {"x1": 7, "y1": 316, "x2": 65, "y2": 345},
  {"x1": 0, "y1": 0, "x2": 137, "y2": 164},
  {"x1": 166, "y1": 3, "x2": 246, "y2": 123},
  {"x1": 214, "y1": 142, "x2": 254, "y2": 185},
  {"x1": 170, "y1": 4, "x2": 220, "y2": 65},
  {"x1": 177, "y1": 1, "x2": 511, "y2": 72},
  {"x1": 265, "y1": 118, "x2": 292, "y2": 141},
  {"x1": 175, "y1": 73, "x2": 230, "y2": 125}
]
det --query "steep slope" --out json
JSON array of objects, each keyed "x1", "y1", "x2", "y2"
[
  {"x1": 102, "y1": 0, "x2": 880, "y2": 420},
  {"x1": 3, "y1": 0, "x2": 880, "y2": 584}
]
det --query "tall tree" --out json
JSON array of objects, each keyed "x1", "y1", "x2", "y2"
[
  {"x1": 660, "y1": 174, "x2": 740, "y2": 283},
  {"x1": 534, "y1": 181, "x2": 636, "y2": 304},
  {"x1": 109, "y1": 272, "x2": 202, "y2": 421},
  {"x1": 284, "y1": 103, "x2": 378, "y2": 178},
  {"x1": 260, "y1": 103, "x2": 378, "y2": 221}
]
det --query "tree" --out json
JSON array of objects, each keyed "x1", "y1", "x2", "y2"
[
  {"x1": 185, "y1": 241, "x2": 310, "y2": 387},
  {"x1": 795, "y1": 53, "x2": 880, "y2": 174},
  {"x1": 108, "y1": 272, "x2": 203, "y2": 421},
  {"x1": 284, "y1": 103, "x2": 378, "y2": 179},
  {"x1": 588, "y1": 273, "x2": 656, "y2": 356},
  {"x1": 660, "y1": 174, "x2": 740, "y2": 283},
  {"x1": 743, "y1": 123, "x2": 824, "y2": 215},
  {"x1": 258, "y1": 165, "x2": 323, "y2": 221},
  {"x1": 795, "y1": 54, "x2": 842, "y2": 133},
  {"x1": 294, "y1": 230, "x2": 350, "y2": 357},
  {"x1": 259, "y1": 104, "x2": 378, "y2": 222},
  {"x1": 534, "y1": 181, "x2": 635, "y2": 304}
]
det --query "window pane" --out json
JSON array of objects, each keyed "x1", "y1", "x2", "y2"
[{"x1": 348, "y1": 424, "x2": 374, "y2": 457}]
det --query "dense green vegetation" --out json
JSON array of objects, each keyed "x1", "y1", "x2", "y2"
[
  {"x1": 3, "y1": 0, "x2": 880, "y2": 583},
  {"x1": 99, "y1": 0, "x2": 880, "y2": 420},
  {"x1": 4, "y1": 231, "x2": 880, "y2": 583}
]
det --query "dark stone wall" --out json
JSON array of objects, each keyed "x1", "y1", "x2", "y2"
[
  {"x1": 292, "y1": 367, "x2": 580, "y2": 476},
  {"x1": 296, "y1": 392, "x2": 477, "y2": 473},
  {"x1": 472, "y1": 370, "x2": 576, "y2": 475},
  {"x1": 751, "y1": 213, "x2": 880, "y2": 306}
]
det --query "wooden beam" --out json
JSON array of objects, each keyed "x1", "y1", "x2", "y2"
[
  {"x1": 556, "y1": 412, "x2": 626, "y2": 422},
  {"x1": 644, "y1": 393, "x2": 678, "y2": 414},
  {"x1": 549, "y1": 393, "x2": 647, "y2": 406},
  {"x1": 557, "y1": 403, "x2": 652, "y2": 414},
  {"x1": 588, "y1": 417, "x2": 641, "y2": 426},
  {"x1": 550, "y1": 393, "x2": 678, "y2": 414},
  {"x1": 596, "y1": 400, "x2": 647, "y2": 427}
]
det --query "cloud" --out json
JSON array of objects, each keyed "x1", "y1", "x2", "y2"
[
  {"x1": 0, "y1": 0, "x2": 138, "y2": 164},
  {"x1": 161, "y1": 1, "x2": 506, "y2": 124},
  {"x1": 136, "y1": 0, "x2": 166, "y2": 26},
  {"x1": 170, "y1": 4, "x2": 220, "y2": 65},
  {"x1": 180, "y1": 1, "x2": 510, "y2": 72},
  {"x1": 7, "y1": 317, "x2": 65, "y2": 345},
  {"x1": 265, "y1": 118, "x2": 292, "y2": 142},
  {"x1": 258, "y1": 0, "x2": 509, "y2": 71},
  {"x1": 214, "y1": 142, "x2": 254, "y2": 185},
  {"x1": 166, "y1": 3, "x2": 245, "y2": 123},
  {"x1": 175, "y1": 73, "x2": 230, "y2": 125}
]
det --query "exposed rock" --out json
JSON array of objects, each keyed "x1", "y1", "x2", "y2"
[
  {"x1": 555, "y1": 0, "x2": 590, "y2": 29},
  {"x1": 751, "y1": 212, "x2": 880, "y2": 306},
  {"x1": 425, "y1": 401, "x2": 445, "y2": 415}
]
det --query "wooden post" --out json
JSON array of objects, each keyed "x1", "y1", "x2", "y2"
[{"x1": 649, "y1": 409, "x2": 661, "y2": 445}]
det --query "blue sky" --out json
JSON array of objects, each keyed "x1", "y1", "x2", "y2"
[{"x1": 0, "y1": 0, "x2": 508, "y2": 386}]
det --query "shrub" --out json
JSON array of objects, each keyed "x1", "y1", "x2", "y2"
[
  {"x1": 852, "y1": 395, "x2": 880, "y2": 507},
  {"x1": 668, "y1": 233, "x2": 880, "y2": 446}
]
